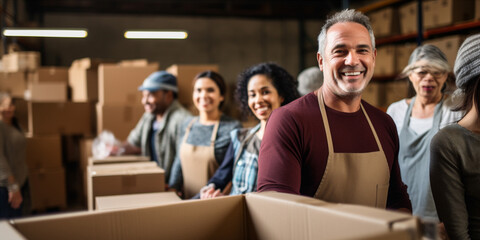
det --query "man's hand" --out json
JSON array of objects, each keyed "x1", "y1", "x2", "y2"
[{"x1": 8, "y1": 190, "x2": 22, "y2": 209}]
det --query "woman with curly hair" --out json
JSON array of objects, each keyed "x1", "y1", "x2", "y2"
[{"x1": 199, "y1": 63, "x2": 300, "y2": 198}]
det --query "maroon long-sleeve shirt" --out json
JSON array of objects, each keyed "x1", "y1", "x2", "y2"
[{"x1": 257, "y1": 92, "x2": 412, "y2": 210}]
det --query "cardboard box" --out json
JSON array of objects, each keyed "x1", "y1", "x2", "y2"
[
  {"x1": 2, "y1": 51, "x2": 40, "y2": 72},
  {"x1": 385, "y1": 80, "x2": 409, "y2": 107},
  {"x1": 98, "y1": 63, "x2": 159, "y2": 105},
  {"x1": 27, "y1": 81, "x2": 67, "y2": 102},
  {"x1": 95, "y1": 103, "x2": 145, "y2": 140},
  {"x1": 88, "y1": 155, "x2": 150, "y2": 166},
  {"x1": 166, "y1": 64, "x2": 219, "y2": 113},
  {"x1": 374, "y1": 45, "x2": 396, "y2": 77},
  {"x1": 395, "y1": 42, "x2": 417, "y2": 73},
  {"x1": 424, "y1": 35, "x2": 465, "y2": 67},
  {"x1": 87, "y1": 162, "x2": 165, "y2": 210},
  {"x1": 0, "y1": 71, "x2": 27, "y2": 98},
  {"x1": 28, "y1": 67, "x2": 68, "y2": 83},
  {"x1": 363, "y1": 82, "x2": 384, "y2": 108},
  {"x1": 13, "y1": 98, "x2": 29, "y2": 131},
  {"x1": 82, "y1": 155, "x2": 150, "y2": 199},
  {"x1": 368, "y1": 7, "x2": 399, "y2": 37},
  {"x1": 69, "y1": 58, "x2": 111, "y2": 102},
  {"x1": 3, "y1": 192, "x2": 421, "y2": 240},
  {"x1": 399, "y1": 1, "x2": 418, "y2": 35},
  {"x1": 28, "y1": 168, "x2": 67, "y2": 210},
  {"x1": 95, "y1": 192, "x2": 181, "y2": 210},
  {"x1": 28, "y1": 102, "x2": 94, "y2": 135},
  {"x1": 25, "y1": 135, "x2": 62, "y2": 170},
  {"x1": 424, "y1": 0, "x2": 475, "y2": 29},
  {"x1": 476, "y1": 0, "x2": 480, "y2": 19}
]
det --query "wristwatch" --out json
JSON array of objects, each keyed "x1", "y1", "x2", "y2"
[{"x1": 7, "y1": 183, "x2": 20, "y2": 192}]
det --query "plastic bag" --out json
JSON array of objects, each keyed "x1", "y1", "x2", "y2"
[{"x1": 92, "y1": 130, "x2": 124, "y2": 159}]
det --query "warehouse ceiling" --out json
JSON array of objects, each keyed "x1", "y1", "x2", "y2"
[{"x1": 25, "y1": 0, "x2": 348, "y2": 20}]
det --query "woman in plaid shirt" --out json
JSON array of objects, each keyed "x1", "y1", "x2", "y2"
[{"x1": 198, "y1": 63, "x2": 300, "y2": 198}]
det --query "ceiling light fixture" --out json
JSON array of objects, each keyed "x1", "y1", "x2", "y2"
[
  {"x1": 2, "y1": 28, "x2": 88, "y2": 38},
  {"x1": 124, "y1": 31, "x2": 188, "y2": 39}
]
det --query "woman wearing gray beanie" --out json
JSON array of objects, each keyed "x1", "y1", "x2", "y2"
[
  {"x1": 430, "y1": 33, "x2": 480, "y2": 240},
  {"x1": 386, "y1": 44, "x2": 463, "y2": 223}
]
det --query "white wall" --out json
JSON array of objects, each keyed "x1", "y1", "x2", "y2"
[{"x1": 42, "y1": 13, "x2": 322, "y2": 84}]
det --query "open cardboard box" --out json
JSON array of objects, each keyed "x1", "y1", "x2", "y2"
[
  {"x1": 95, "y1": 192, "x2": 181, "y2": 211},
  {"x1": 2, "y1": 192, "x2": 420, "y2": 240}
]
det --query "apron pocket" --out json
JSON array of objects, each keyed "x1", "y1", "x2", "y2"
[{"x1": 375, "y1": 183, "x2": 389, "y2": 208}]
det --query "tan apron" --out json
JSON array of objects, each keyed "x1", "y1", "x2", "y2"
[
  {"x1": 314, "y1": 92, "x2": 390, "y2": 208},
  {"x1": 179, "y1": 118, "x2": 220, "y2": 199}
]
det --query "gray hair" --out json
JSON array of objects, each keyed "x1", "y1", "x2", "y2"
[
  {"x1": 402, "y1": 44, "x2": 450, "y2": 75},
  {"x1": 297, "y1": 66, "x2": 323, "y2": 96},
  {"x1": 317, "y1": 9, "x2": 375, "y2": 57}
]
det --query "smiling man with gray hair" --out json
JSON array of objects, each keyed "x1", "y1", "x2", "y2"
[{"x1": 258, "y1": 9, "x2": 411, "y2": 212}]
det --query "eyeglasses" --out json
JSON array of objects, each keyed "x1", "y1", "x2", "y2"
[{"x1": 411, "y1": 67, "x2": 447, "y2": 79}]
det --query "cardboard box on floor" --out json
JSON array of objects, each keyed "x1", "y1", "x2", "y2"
[
  {"x1": 98, "y1": 63, "x2": 159, "y2": 106},
  {"x1": 28, "y1": 67, "x2": 68, "y2": 83},
  {"x1": 0, "y1": 71, "x2": 27, "y2": 98},
  {"x1": 95, "y1": 103, "x2": 145, "y2": 140},
  {"x1": 2, "y1": 192, "x2": 421, "y2": 240},
  {"x1": 27, "y1": 101, "x2": 94, "y2": 135},
  {"x1": 25, "y1": 135, "x2": 62, "y2": 170},
  {"x1": 95, "y1": 192, "x2": 181, "y2": 211},
  {"x1": 87, "y1": 162, "x2": 164, "y2": 210},
  {"x1": 166, "y1": 64, "x2": 219, "y2": 114},
  {"x1": 28, "y1": 167, "x2": 67, "y2": 211},
  {"x1": 27, "y1": 81, "x2": 67, "y2": 102}
]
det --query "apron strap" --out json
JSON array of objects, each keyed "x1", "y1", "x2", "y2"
[
  {"x1": 317, "y1": 90, "x2": 383, "y2": 153},
  {"x1": 182, "y1": 117, "x2": 198, "y2": 145},
  {"x1": 402, "y1": 96, "x2": 444, "y2": 131},
  {"x1": 360, "y1": 104, "x2": 384, "y2": 153},
  {"x1": 317, "y1": 91, "x2": 334, "y2": 154},
  {"x1": 210, "y1": 121, "x2": 220, "y2": 145}
]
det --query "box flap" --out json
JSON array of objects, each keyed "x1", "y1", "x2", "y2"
[
  {"x1": 95, "y1": 192, "x2": 181, "y2": 211},
  {"x1": 245, "y1": 192, "x2": 419, "y2": 240},
  {"x1": 89, "y1": 155, "x2": 150, "y2": 165},
  {"x1": 13, "y1": 195, "x2": 245, "y2": 240},
  {"x1": 0, "y1": 221, "x2": 26, "y2": 240}
]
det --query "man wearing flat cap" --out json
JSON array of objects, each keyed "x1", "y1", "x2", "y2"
[{"x1": 117, "y1": 71, "x2": 190, "y2": 183}]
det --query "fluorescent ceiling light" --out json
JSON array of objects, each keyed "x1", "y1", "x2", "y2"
[
  {"x1": 3, "y1": 28, "x2": 88, "y2": 38},
  {"x1": 124, "y1": 31, "x2": 188, "y2": 39}
]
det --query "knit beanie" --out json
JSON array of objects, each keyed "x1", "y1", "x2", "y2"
[{"x1": 454, "y1": 34, "x2": 480, "y2": 90}]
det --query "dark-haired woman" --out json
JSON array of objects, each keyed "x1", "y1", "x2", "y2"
[
  {"x1": 430, "y1": 34, "x2": 480, "y2": 240},
  {"x1": 200, "y1": 63, "x2": 300, "y2": 199},
  {"x1": 168, "y1": 71, "x2": 241, "y2": 199}
]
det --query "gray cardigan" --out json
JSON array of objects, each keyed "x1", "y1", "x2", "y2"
[
  {"x1": 127, "y1": 100, "x2": 191, "y2": 181},
  {"x1": 0, "y1": 121, "x2": 27, "y2": 188}
]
